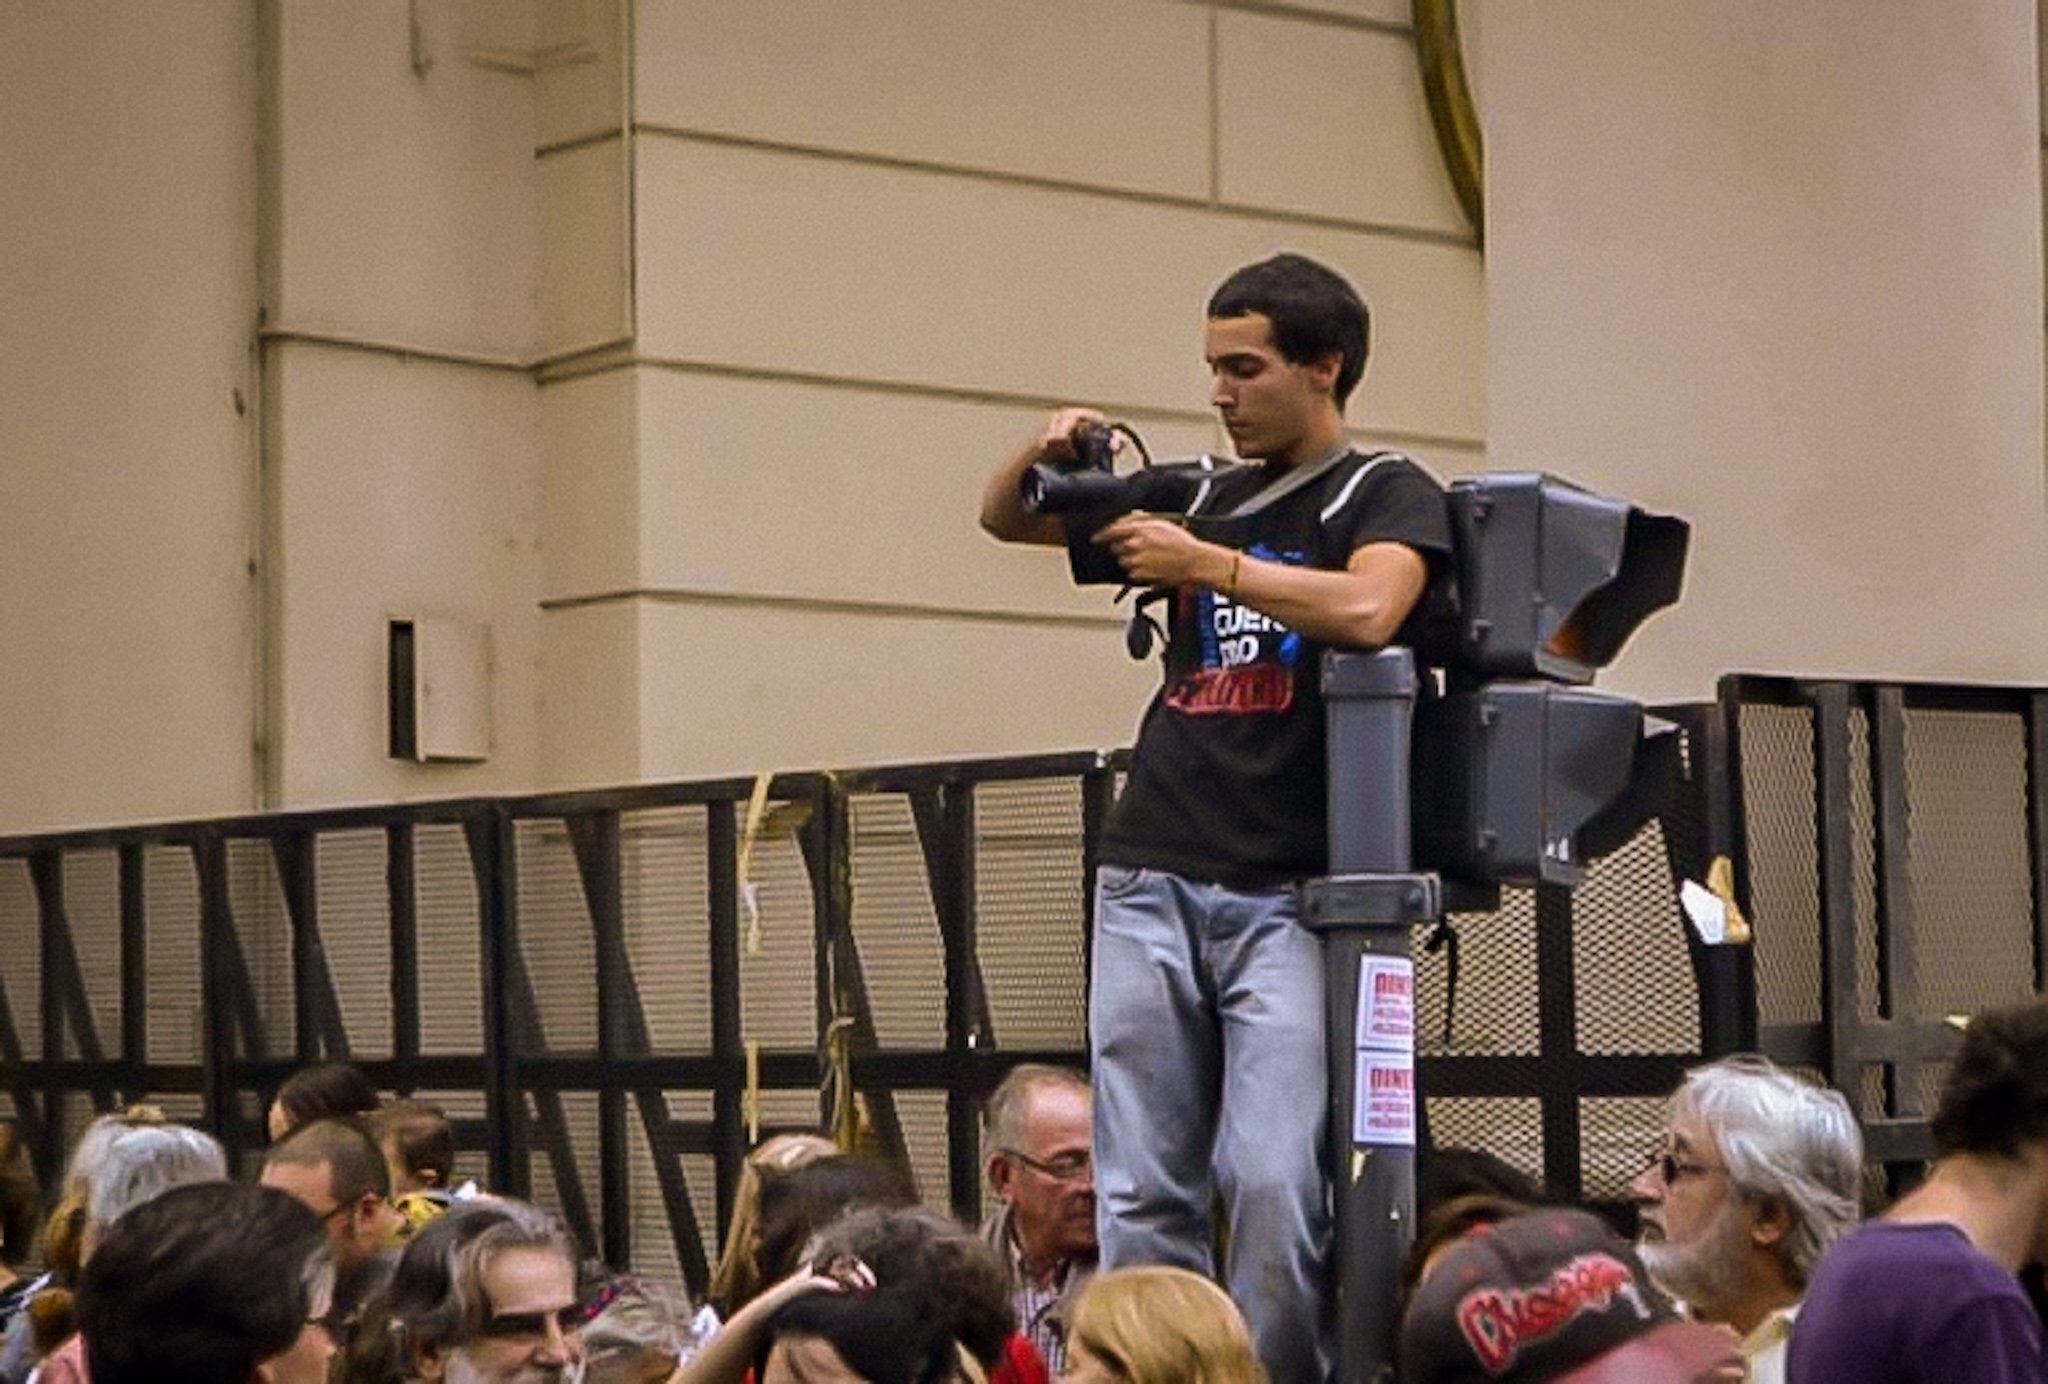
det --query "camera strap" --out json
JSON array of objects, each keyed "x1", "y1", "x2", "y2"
[{"x1": 1207, "y1": 444, "x2": 1389, "y2": 521}]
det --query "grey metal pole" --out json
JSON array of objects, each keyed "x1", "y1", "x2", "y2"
[{"x1": 1304, "y1": 648, "x2": 1441, "y2": 1383}]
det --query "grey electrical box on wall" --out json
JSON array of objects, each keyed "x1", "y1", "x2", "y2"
[{"x1": 387, "y1": 614, "x2": 492, "y2": 763}]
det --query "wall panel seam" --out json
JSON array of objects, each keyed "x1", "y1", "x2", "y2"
[
  {"x1": 537, "y1": 353, "x2": 1486, "y2": 454},
  {"x1": 1196, "y1": 0, "x2": 1412, "y2": 38},
  {"x1": 633, "y1": 125, "x2": 1478, "y2": 249},
  {"x1": 537, "y1": 588, "x2": 1125, "y2": 631}
]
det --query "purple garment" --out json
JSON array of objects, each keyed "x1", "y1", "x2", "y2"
[{"x1": 1788, "y1": 1222, "x2": 2045, "y2": 1384}]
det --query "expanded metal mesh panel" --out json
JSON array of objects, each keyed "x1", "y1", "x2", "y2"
[
  {"x1": 1574, "y1": 823, "x2": 1698, "y2": 1056},
  {"x1": 145, "y1": 1092, "x2": 206, "y2": 1126},
  {"x1": 973, "y1": 779, "x2": 1087, "y2": 1049},
  {"x1": 1416, "y1": 889, "x2": 1539, "y2": 1058},
  {"x1": 1846, "y1": 709, "x2": 1881, "y2": 1024},
  {"x1": 1901, "y1": 709, "x2": 2037, "y2": 1016},
  {"x1": 226, "y1": 837, "x2": 291, "y2": 1057},
  {"x1": 60, "y1": 850, "x2": 118, "y2": 1060},
  {"x1": 1738, "y1": 704, "x2": 1824, "y2": 1025},
  {"x1": 514, "y1": 820, "x2": 597, "y2": 1054},
  {"x1": 315, "y1": 829, "x2": 393, "y2": 1056},
  {"x1": 144, "y1": 845, "x2": 202, "y2": 1065},
  {"x1": 625, "y1": 1094, "x2": 690, "y2": 1290},
  {"x1": 890, "y1": 1088, "x2": 950, "y2": 1210},
  {"x1": 672, "y1": 1089, "x2": 719, "y2": 1284},
  {"x1": 622, "y1": 809, "x2": 713, "y2": 1054},
  {"x1": 414, "y1": 825, "x2": 484, "y2": 1056},
  {"x1": 0, "y1": 860, "x2": 40, "y2": 1060},
  {"x1": 1580, "y1": 1096, "x2": 1664, "y2": 1200},
  {"x1": 754, "y1": 1086, "x2": 828, "y2": 1146},
  {"x1": 526, "y1": 1089, "x2": 602, "y2": 1253},
  {"x1": 848, "y1": 794, "x2": 944, "y2": 1050},
  {"x1": 1425, "y1": 1097, "x2": 1542, "y2": 1187},
  {"x1": 740, "y1": 817, "x2": 818, "y2": 1050}
]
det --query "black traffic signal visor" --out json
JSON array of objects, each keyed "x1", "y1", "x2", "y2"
[{"x1": 1449, "y1": 473, "x2": 1691, "y2": 683}]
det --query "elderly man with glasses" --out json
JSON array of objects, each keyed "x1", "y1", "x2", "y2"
[
  {"x1": 980, "y1": 1065, "x2": 1097, "y2": 1375},
  {"x1": 1627, "y1": 1055, "x2": 1863, "y2": 1384}
]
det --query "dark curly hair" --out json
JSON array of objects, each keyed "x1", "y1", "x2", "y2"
[
  {"x1": 1931, "y1": 998, "x2": 2048, "y2": 1160},
  {"x1": 801, "y1": 1205, "x2": 1016, "y2": 1368}
]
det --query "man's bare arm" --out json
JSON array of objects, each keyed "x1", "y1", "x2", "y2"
[
  {"x1": 1092, "y1": 514, "x2": 1429, "y2": 649},
  {"x1": 978, "y1": 407, "x2": 1106, "y2": 547}
]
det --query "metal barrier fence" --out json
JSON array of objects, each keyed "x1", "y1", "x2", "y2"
[
  {"x1": 0, "y1": 727, "x2": 1733, "y2": 1296},
  {"x1": 1719, "y1": 675, "x2": 2048, "y2": 1186}
]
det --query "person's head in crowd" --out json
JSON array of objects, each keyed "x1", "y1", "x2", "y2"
[
  {"x1": 75, "y1": 1181, "x2": 334, "y2": 1384},
  {"x1": 260, "y1": 1117, "x2": 404, "y2": 1302},
  {"x1": 353, "y1": 1199, "x2": 582, "y2": 1383},
  {"x1": 577, "y1": 1275, "x2": 697, "y2": 1384},
  {"x1": 1628, "y1": 1055, "x2": 1861, "y2": 1337},
  {"x1": 80, "y1": 1122, "x2": 228, "y2": 1259},
  {"x1": 1420, "y1": 1146, "x2": 1546, "y2": 1215},
  {"x1": 1931, "y1": 996, "x2": 2048, "y2": 1165},
  {"x1": 983, "y1": 1065, "x2": 1096, "y2": 1273},
  {"x1": 44, "y1": 1104, "x2": 170, "y2": 1282},
  {"x1": 757, "y1": 1283, "x2": 961, "y2": 1384},
  {"x1": 753, "y1": 1154, "x2": 915, "y2": 1289},
  {"x1": 1400, "y1": 1208, "x2": 1742, "y2": 1384},
  {"x1": 756, "y1": 1205, "x2": 1015, "y2": 1384},
  {"x1": 1064, "y1": 1265, "x2": 1265, "y2": 1384},
  {"x1": 1398, "y1": 1193, "x2": 1531, "y2": 1323},
  {"x1": 707, "y1": 1131, "x2": 838, "y2": 1313},
  {"x1": 270, "y1": 1062, "x2": 381, "y2": 1142},
  {"x1": 372, "y1": 1099, "x2": 458, "y2": 1196},
  {"x1": 0, "y1": 1120, "x2": 41, "y2": 1281}
]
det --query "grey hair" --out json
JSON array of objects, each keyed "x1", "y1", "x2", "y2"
[
  {"x1": 85, "y1": 1124, "x2": 228, "y2": 1227},
  {"x1": 1670, "y1": 1055, "x2": 1862, "y2": 1283},
  {"x1": 63, "y1": 1104, "x2": 168, "y2": 1195},
  {"x1": 982, "y1": 1064, "x2": 1090, "y2": 1152},
  {"x1": 386, "y1": 1198, "x2": 579, "y2": 1359}
]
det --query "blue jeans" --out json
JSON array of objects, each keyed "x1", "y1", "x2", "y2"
[{"x1": 1090, "y1": 865, "x2": 1331, "y2": 1383}]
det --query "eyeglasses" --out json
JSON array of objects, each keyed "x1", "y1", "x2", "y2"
[
  {"x1": 308, "y1": 1199, "x2": 359, "y2": 1227},
  {"x1": 479, "y1": 1304, "x2": 584, "y2": 1342},
  {"x1": 1001, "y1": 1147, "x2": 1091, "y2": 1182},
  {"x1": 1644, "y1": 1147, "x2": 1718, "y2": 1186}
]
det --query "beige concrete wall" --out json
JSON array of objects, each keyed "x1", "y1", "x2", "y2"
[
  {"x1": 1483, "y1": 0, "x2": 2048, "y2": 703},
  {"x1": 265, "y1": 0, "x2": 548, "y2": 804},
  {"x1": 576, "y1": 0, "x2": 1486, "y2": 781},
  {"x1": 0, "y1": 2, "x2": 261, "y2": 831}
]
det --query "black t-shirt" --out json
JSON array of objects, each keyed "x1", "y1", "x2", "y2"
[{"x1": 1098, "y1": 450, "x2": 1453, "y2": 887}]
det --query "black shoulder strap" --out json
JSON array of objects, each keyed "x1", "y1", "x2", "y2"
[{"x1": 1217, "y1": 446, "x2": 1395, "y2": 521}]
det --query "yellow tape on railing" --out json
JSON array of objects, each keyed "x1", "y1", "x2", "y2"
[{"x1": 737, "y1": 772, "x2": 774, "y2": 958}]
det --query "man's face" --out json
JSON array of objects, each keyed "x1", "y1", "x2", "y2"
[
  {"x1": 259, "y1": 1159, "x2": 369, "y2": 1271},
  {"x1": 1204, "y1": 312, "x2": 1339, "y2": 464},
  {"x1": 441, "y1": 1245, "x2": 583, "y2": 1384},
  {"x1": 1628, "y1": 1116, "x2": 1751, "y2": 1318},
  {"x1": 992, "y1": 1082, "x2": 1096, "y2": 1266}
]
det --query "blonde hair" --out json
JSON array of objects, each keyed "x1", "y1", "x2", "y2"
[
  {"x1": 1070, "y1": 1266, "x2": 1267, "y2": 1384},
  {"x1": 706, "y1": 1132, "x2": 838, "y2": 1312}
]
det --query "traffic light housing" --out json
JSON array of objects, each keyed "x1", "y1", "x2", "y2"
[
  {"x1": 1446, "y1": 472, "x2": 1689, "y2": 684},
  {"x1": 1409, "y1": 473, "x2": 1691, "y2": 888}
]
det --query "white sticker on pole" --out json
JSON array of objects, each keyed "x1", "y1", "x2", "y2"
[
  {"x1": 1353, "y1": 1048, "x2": 1417, "y2": 1146},
  {"x1": 1356, "y1": 956, "x2": 1415, "y2": 1049}
]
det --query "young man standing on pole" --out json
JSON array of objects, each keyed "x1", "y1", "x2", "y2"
[{"x1": 980, "y1": 253, "x2": 1452, "y2": 1381}]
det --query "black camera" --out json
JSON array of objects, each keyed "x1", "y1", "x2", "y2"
[{"x1": 1021, "y1": 422, "x2": 1243, "y2": 586}]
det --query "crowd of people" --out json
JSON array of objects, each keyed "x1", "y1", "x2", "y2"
[{"x1": 0, "y1": 1000, "x2": 2041, "y2": 1381}]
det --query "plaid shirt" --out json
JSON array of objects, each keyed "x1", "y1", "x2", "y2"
[{"x1": 1009, "y1": 1234, "x2": 1075, "y2": 1375}]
